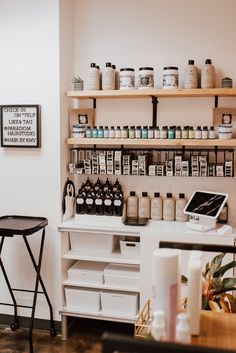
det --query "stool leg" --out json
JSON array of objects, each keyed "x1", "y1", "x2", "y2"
[
  {"x1": 0, "y1": 237, "x2": 19, "y2": 330},
  {"x1": 23, "y1": 230, "x2": 56, "y2": 336},
  {"x1": 24, "y1": 229, "x2": 45, "y2": 353}
]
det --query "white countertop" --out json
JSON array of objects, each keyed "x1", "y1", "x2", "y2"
[{"x1": 58, "y1": 215, "x2": 235, "y2": 239}]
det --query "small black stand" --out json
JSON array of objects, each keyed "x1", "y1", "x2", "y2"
[{"x1": 0, "y1": 215, "x2": 57, "y2": 353}]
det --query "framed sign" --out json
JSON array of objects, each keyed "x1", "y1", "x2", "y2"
[{"x1": 0, "y1": 105, "x2": 41, "y2": 148}]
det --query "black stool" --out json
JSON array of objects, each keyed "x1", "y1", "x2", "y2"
[{"x1": 0, "y1": 215, "x2": 56, "y2": 353}]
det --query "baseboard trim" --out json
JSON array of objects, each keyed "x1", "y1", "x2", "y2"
[{"x1": 0, "y1": 314, "x2": 61, "y2": 333}]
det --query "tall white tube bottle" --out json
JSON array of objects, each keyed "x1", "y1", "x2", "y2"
[
  {"x1": 187, "y1": 257, "x2": 202, "y2": 336},
  {"x1": 152, "y1": 248, "x2": 180, "y2": 340}
]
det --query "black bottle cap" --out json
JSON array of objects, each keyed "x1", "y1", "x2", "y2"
[
  {"x1": 90, "y1": 62, "x2": 96, "y2": 67},
  {"x1": 154, "y1": 192, "x2": 160, "y2": 197},
  {"x1": 203, "y1": 126, "x2": 208, "y2": 130},
  {"x1": 163, "y1": 66, "x2": 178, "y2": 70},
  {"x1": 112, "y1": 64, "x2": 116, "y2": 69},
  {"x1": 142, "y1": 192, "x2": 148, "y2": 197},
  {"x1": 111, "y1": 126, "x2": 114, "y2": 129},
  {"x1": 105, "y1": 126, "x2": 108, "y2": 129},
  {"x1": 96, "y1": 65, "x2": 100, "y2": 70},
  {"x1": 143, "y1": 126, "x2": 148, "y2": 129},
  {"x1": 188, "y1": 60, "x2": 194, "y2": 65},
  {"x1": 130, "y1": 191, "x2": 136, "y2": 196},
  {"x1": 179, "y1": 193, "x2": 185, "y2": 198},
  {"x1": 167, "y1": 193, "x2": 172, "y2": 198},
  {"x1": 99, "y1": 125, "x2": 103, "y2": 128},
  {"x1": 106, "y1": 62, "x2": 112, "y2": 67},
  {"x1": 205, "y1": 59, "x2": 212, "y2": 64},
  {"x1": 197, "y1": 126, "x2": 201, "y2": 129},
  {"x1": 139, "y1": 67, "x2": 154, "y2": 71},
  {"x1": 120, "y1": 68, "x2": 135, "y2": 72}
]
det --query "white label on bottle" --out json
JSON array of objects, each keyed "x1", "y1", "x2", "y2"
[
  {"x1": 86, "y1": 199, "x2": 94, "y2": 205},
  {"x1": 76, "y1": 198, "x2": 84, "y2": 204},
  {"x1": 104, "y1": 199, "x2": 112, "y2": 206},
  {"x1": 95, "y1": 199, "x2": 103, "y2": 205},
  {"x1": 114, "y1": 200, "x2": 121, "y2": 206},
  {"x1": 163, "y1": 199, "x2": 175, "y2": 220}
]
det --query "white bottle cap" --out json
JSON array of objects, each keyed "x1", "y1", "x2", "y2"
[{"x1": 152, "y1": 248, "x2": 179, "y2": 279}]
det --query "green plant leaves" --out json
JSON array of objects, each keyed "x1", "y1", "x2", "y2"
[{"x1": 214, "y1": 260, "x2": 236, "y2": 278}]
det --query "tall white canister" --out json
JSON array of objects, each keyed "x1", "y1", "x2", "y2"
[{"x1": 152, "y1": 248, "x2": 180, "y2": 340}]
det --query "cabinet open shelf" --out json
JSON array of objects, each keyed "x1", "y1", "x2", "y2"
[
  {"x1": 62, "y1": 249, "x2": 140, "y2": 265},
  {"x1": 62, "y1": 279, "x2": 140, "y2": 292},
  {"x1": 67, "y1": 88, "x2": 236, "y2": 99}
]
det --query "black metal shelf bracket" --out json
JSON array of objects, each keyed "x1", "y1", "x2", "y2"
[
  {"x1": 93, "y1": 98, "x2": 96, "y2": 109},
  {"x1": 151, "y1": 96, "x2": 158, "y2": 127},
  {"x1": 215, "y1": 95, "x2": 218, "y2": 108}
]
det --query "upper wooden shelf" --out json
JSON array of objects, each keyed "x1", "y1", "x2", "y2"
[
  {"x1": 67, "y1": 138, "x2": 236, "y2": 147},
  {"x1": 67, "y1": 88, "x2": 236, "y2": 99}
]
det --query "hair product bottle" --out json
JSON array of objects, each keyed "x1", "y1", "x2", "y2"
[
  {"x1": 201, "y1": 59, "x2": 215, "y2": 88},
  {"x1": 138, "y1": 192, "x2": 150, "y2": 219},
  {"x1": 102, "y1": 62, "x2": 115, "y2": 90},
  {"x1": 151, "y1": 310, "x2": 166, "y2": 341},
  {"x1": 175, "y1": 313, "x2": 191, "y2": 343},
  {"x1": 163, "y1": 193, "x2": 175, "y2": 221},
  {"x1": 126, "y1": 191, "x2": 138, "y2": 218},
  {"x1": 87, "y1": 62, "x2": 100, "y2": 90},
  {"x1": 184, "y1": 60, "x2": 198, "y2": 89},
  {"x1": 151, "y1": 192, "x2": 163, "y2": 220},
  {"x1": 175, "y1": 193, "x2": 188, "y2": 221},
  {"x1": 152, "y1": 248, "x2": 180, "y2": 340},
  {"x1": 187, "y1": 257, "x2": 202, "y2": 336}
]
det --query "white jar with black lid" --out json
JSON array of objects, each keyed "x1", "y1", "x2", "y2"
[
  {"x1": 163, "y1": 66, "x2": 179, "y2": 89},
  {"x1": 119, "y1": 68, "x2": 135, "y2": 90},
  {"x1": 138, "y1": 67, "x2": 154, "y2": 89}
]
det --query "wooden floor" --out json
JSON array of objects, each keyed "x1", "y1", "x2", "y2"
[{"x1": 0, "y1": 318, "x2": 133, "y2": 353}]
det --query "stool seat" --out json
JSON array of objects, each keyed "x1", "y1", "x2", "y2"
[{"x1": 0, "y1": 215, "x2": 48, "y2": 237}]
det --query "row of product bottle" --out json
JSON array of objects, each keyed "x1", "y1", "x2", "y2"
[
  {"x1": 126, "y1": 191, "x2": 188, "y2": 221},
  {"x1": 76, "y1": 125, "x2": 217, "y2": 140},
  {"x1": 76, "y1": 177, "x2": 123, "y2": 216},
  {"x1": 86, "y1": 59, "x2": 216, "y2": 90}
]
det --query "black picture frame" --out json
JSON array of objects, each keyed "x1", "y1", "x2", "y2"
[{"x1": 0, "y1": 104, "x2": 41, "y2": 148}]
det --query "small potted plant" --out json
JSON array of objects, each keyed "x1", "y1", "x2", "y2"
[
  {"x1": 182, "y1": 252, "x2": 236, "y2": 312},
  {"x1": 72, "y1": 76, "x2": 84, "y2": 91}
]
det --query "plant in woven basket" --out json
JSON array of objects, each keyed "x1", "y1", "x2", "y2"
[{"x1": 182, "y1": 253, "x2": 236, "y2": 313}]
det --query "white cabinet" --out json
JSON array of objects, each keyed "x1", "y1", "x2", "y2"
[
  {"x1": 58, "y1": 216, "x2": 235, "y2": 339},
  {"x1": 58, "y1": 216, "x2": 141, "y2": 340}
]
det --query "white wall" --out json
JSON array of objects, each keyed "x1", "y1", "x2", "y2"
[
  {"x1": 75, "y1": 0, "x2": 236, "y2": 224},
  {"x1": 0, "y1": 0, "x2": 75, "y2": 321}
]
